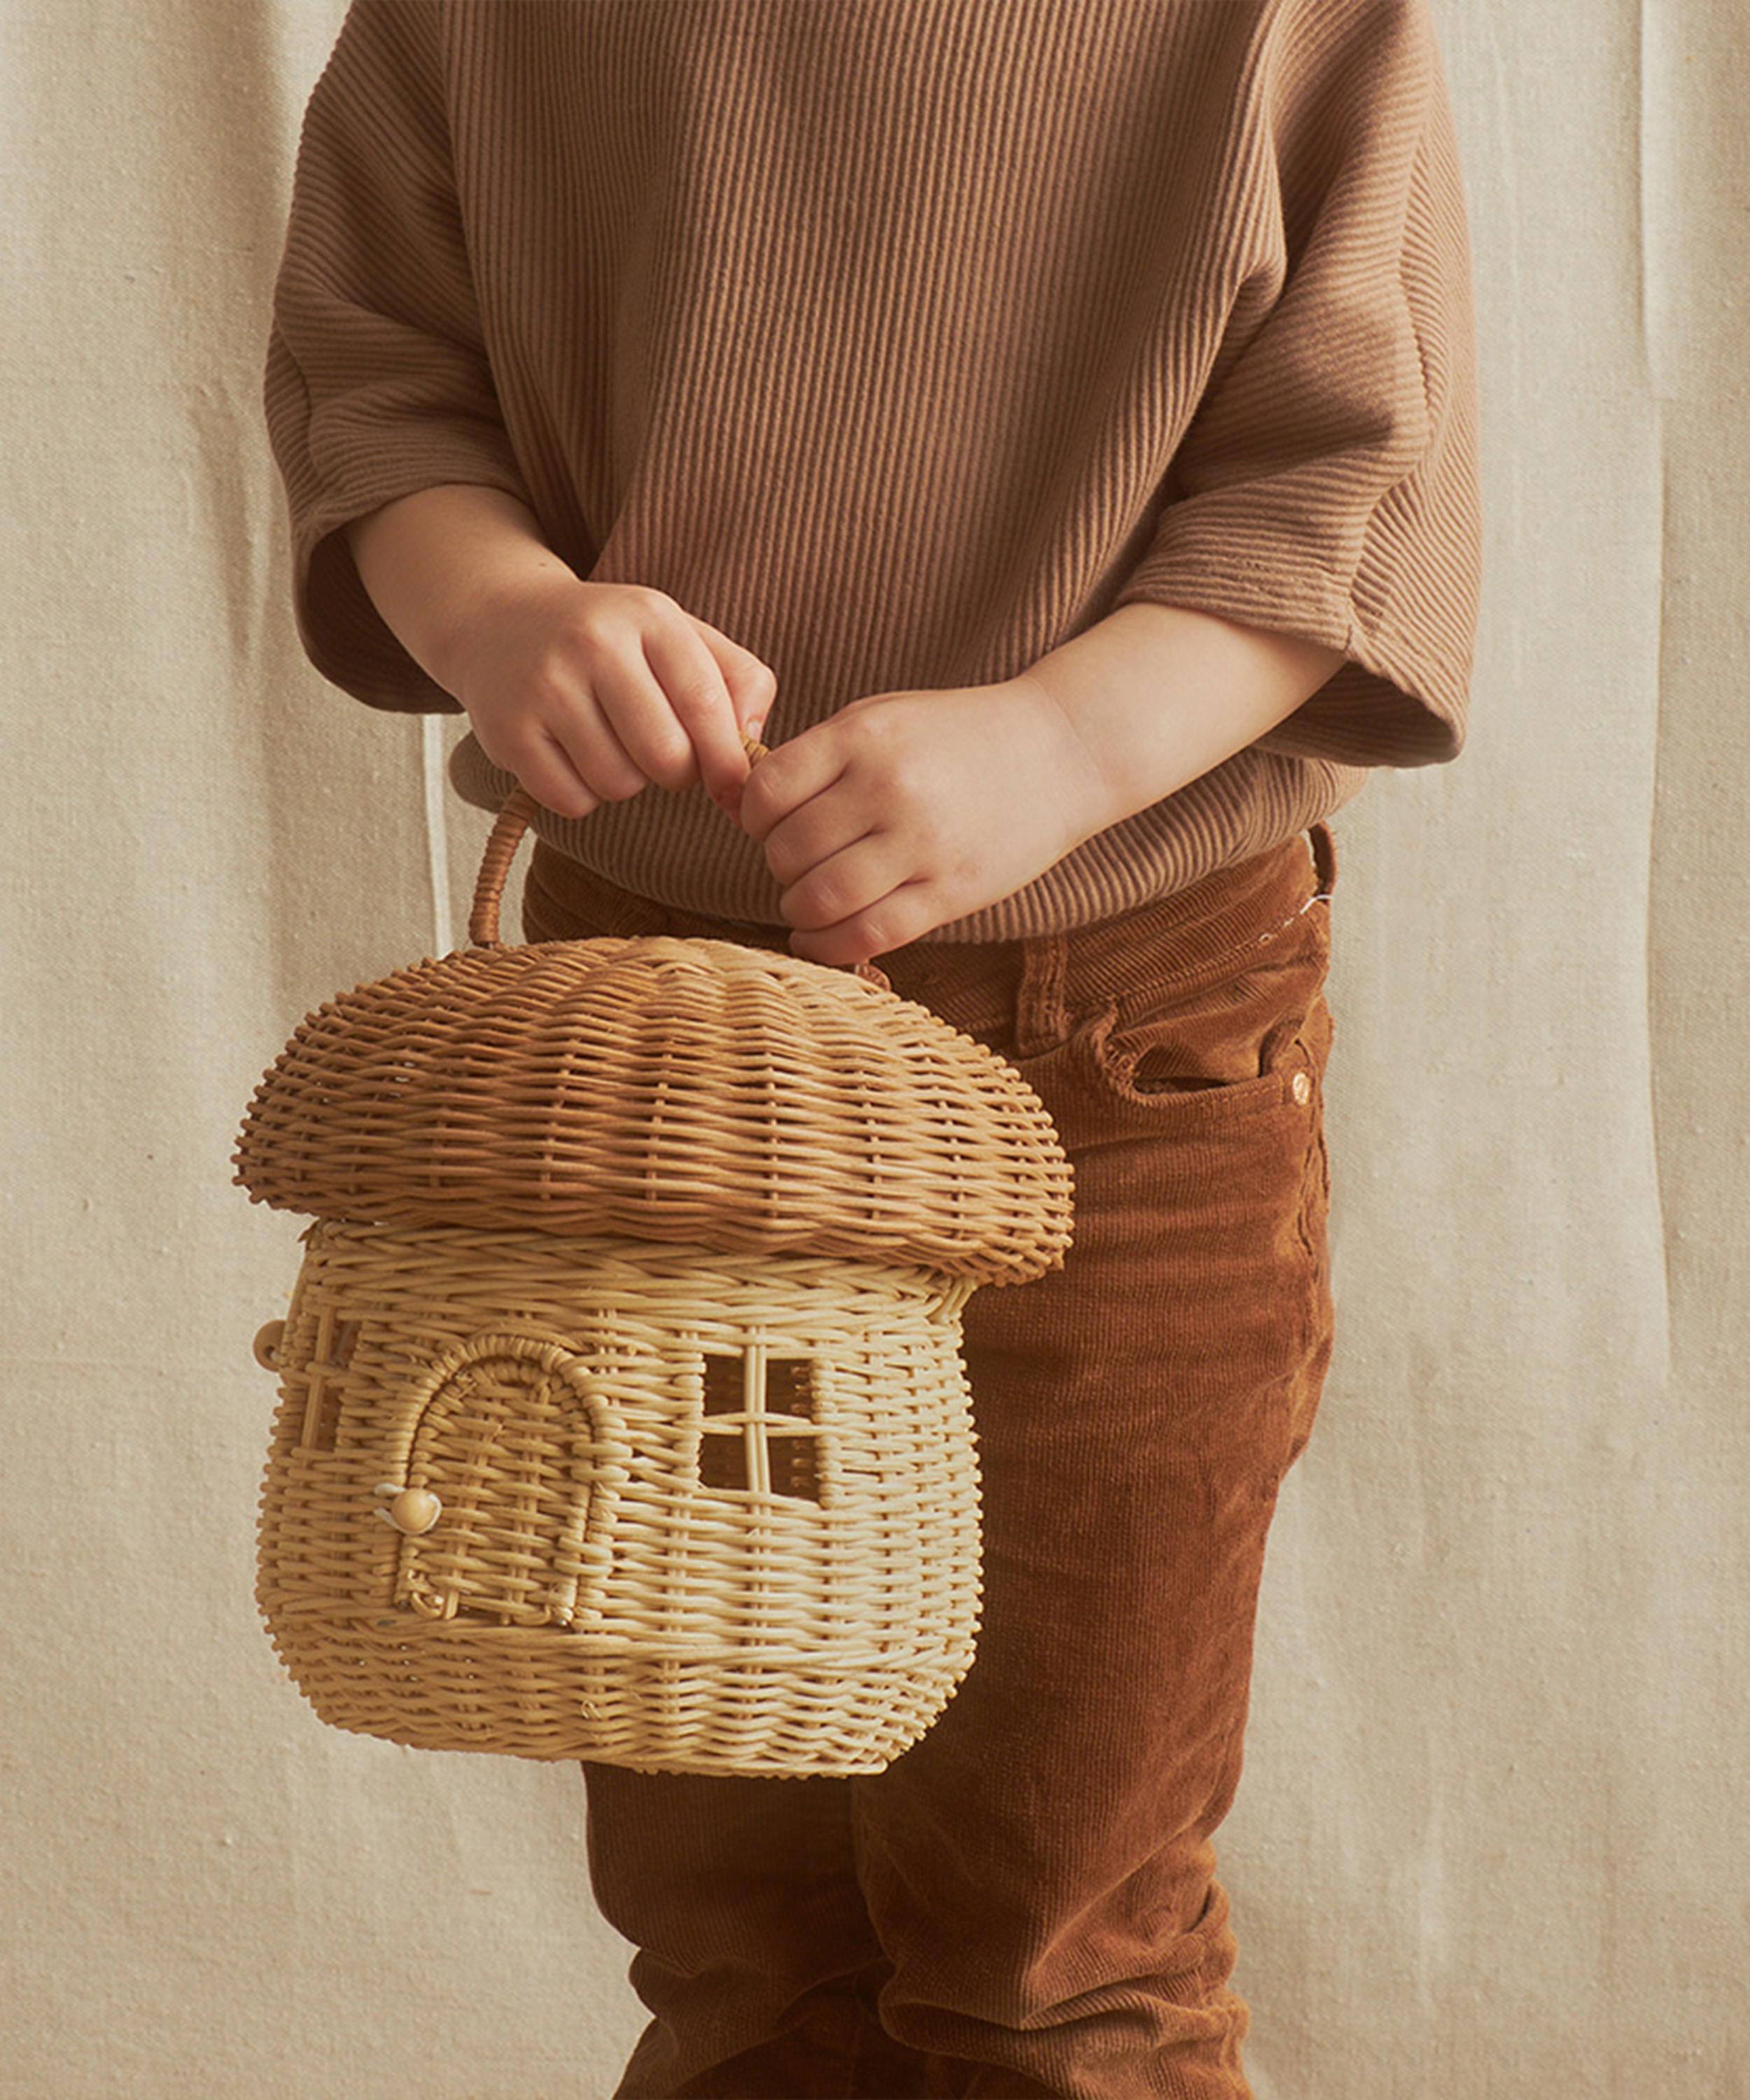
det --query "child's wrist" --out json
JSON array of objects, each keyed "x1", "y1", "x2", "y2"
[
  {"x1": 1001, "y1": 672, "x2": 1133, "y2": 846},
  {"x1": 345, "y1": 484, "x2": 575, "y2": 698},
  {"x1": 435, "y1": 561, "x2": 589, "y2": 695}
]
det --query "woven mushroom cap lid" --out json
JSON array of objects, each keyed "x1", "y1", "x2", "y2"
[{"x1": 233, "y1": 920, "x2": 1074, "y2": 1290}]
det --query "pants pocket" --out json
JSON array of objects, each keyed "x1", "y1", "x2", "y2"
[{"x1": 1084, "y1": 897, "x2": 1331, "y2": 1116}]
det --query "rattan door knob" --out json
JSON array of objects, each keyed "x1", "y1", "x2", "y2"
[
  {"x1": 374, "y1": 1487, "x2": 443, "y2": 1536},
  {"x1": 253, "y1": 1320, "x2": 284, "y2": 1371}
]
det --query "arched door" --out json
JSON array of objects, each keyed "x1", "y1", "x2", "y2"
[{"x1": 388, "y1": 1333, "x2": 610, "y2": 1628}]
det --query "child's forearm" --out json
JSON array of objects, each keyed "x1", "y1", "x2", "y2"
[
  {"x1": 344, "y1": 483, "x2": 576, "y2": 694},
  {"x1": 1014, "y1": 603, "x2": 1348, "y2": 833},
  {"x1": 342, "y1": 492, "x2": 1343, "y2": 839}
]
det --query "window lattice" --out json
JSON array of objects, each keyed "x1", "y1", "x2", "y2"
[{"x1": 699, "y1": 1351, "x2": 821, "y2": 1503}]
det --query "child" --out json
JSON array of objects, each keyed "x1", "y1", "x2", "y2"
[{"x1": 264, "y1": 3, "x2": 1480, "y2": 2093}]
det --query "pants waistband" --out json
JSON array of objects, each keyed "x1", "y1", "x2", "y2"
[{"x1": 522, "y1": 820, "x2": 1338, "y2": 982}]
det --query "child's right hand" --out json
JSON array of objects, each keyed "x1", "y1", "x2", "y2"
[{"x1": 447, "y1": 573, "x2": 776, "y2": 822}]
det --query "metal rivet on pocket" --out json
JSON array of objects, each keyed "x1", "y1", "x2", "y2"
[{"x1": 1292, "y1": 1070, "x2": 1311, "y2": 1105}]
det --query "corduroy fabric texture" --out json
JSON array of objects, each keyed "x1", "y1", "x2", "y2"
[
  {"x1": 520, "y1": 820, "x2": 1340, "y2": 2099},
  {"x1": 263, "y1": 0, "x2": 1479, "y2": 939}
]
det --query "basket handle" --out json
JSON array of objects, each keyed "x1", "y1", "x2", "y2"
[{"x1": 467, "y1": 729, "x2": 893, "y2": 993}]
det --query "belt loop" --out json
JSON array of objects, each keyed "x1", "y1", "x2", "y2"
[
  {"x1": 1013, "y1": 930, "x2": 1070, "y2": 1059},
  {"x1": 1308, "y1": 820, "x2": 1338, "y2": 901}
]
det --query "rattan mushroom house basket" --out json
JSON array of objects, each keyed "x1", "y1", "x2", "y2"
[{"x1": 232, "y1": 754, "x2": 1074, "y2": 1779}]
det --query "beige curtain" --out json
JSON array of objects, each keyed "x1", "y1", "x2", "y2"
[{"x1": 4, "y1": 4, "x2": 1742, "y2": 2092}]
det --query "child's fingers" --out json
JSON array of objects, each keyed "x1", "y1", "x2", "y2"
[
  {"x1": 645, "y1": 616, "x2": 778, "y2": 804},
  {"x1": 575, "y1": 645, "x2": 712, "y2": 798},
  {"x1": 507, "y1": 679, "x2": 651, "y2": 819},
  {"x1": 684, "y1": 617, "x2": 777, "y2": 731},
  {"x1": 522, "y1": 727, "x2": 603, "y2": 820}
]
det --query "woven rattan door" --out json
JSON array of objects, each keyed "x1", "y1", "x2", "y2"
[{"x1": 389, "y1": 1334, "x2": 610, "y2": 1628}]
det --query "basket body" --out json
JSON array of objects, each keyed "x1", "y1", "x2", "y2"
[{"x1": 256, "y1": 1217, "x2": 983, "y2": 1776}]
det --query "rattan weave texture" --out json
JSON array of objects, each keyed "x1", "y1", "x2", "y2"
[
  {"x1": 234, "y1": 930, "x2": 1072, "y2": 1285},
  {"x1": 253, "y1": 1221, "x2": 985, "y2": 1772}
]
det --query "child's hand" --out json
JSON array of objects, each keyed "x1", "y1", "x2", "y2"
[
  {"x1": 449, "y1": 573, "x2": 776, "y2": 820},
  {"x1": 731, "y1": 681, "x2": 1113, "y2": 966}
]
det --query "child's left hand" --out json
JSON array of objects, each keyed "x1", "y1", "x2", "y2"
[{"x1": 727, "y1": 680, "x2": 1114, "y2": 967}]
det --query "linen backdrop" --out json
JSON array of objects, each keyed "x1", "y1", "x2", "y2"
[{"x1": 2, "y1": 4, "x2": 1744, "y2": 2095}]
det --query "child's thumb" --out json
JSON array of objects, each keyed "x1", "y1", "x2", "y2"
[{"x1": 734, "y1": 668, "x2": 774, "y2": 751}]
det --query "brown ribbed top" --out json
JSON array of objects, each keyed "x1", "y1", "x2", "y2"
[{"x1": 264, "y1": 0, "x2": 1481, "y2": 941}]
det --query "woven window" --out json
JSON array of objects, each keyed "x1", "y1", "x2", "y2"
[
  {"x1": 298, "y1": 1314, "x2": 362, "y2": 1451},
  {"x1": 699, "y1": 1350, "x2": 822, "y2": 1504}
]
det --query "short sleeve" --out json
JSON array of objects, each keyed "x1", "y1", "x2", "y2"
[
  {"x1": 1111, "y1": 0, "x2": 1482, "y2": 768},
  {"x1": 262, "y1": 0, "x2": 537, "y2": 713}
]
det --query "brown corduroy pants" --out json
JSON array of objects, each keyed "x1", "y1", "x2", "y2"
[{"x1": 519, "y1": 818, "x2": 1340, "y2": 2100}]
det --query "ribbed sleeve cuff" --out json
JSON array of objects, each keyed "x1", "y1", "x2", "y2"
[
  {"x1": 287, "y1": 447, "x2": 536, "y2": 717},
  {"x1": 1111, "y1": 509, "x2": 1472, "y2": 769}
]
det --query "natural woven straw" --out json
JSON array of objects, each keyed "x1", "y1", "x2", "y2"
[{"x1": 234, "y1": 744, "x2": 1074, "y2": 1776}]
